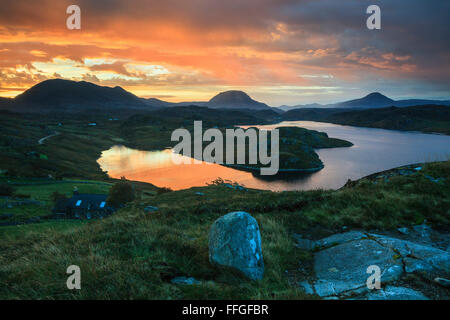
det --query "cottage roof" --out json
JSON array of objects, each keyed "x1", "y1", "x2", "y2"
[{"x1": 67, "y1": 194, "x2": 108, "y2": 209}]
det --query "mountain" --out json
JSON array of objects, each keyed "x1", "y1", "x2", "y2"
[
  {"x1": 278, "y1": 92, "x2": 450, "y2": 111},
  {"x1": 335, "y1": 92, "x2": 395, "y2": 108},
  {"x1": 3, "y1": 80, "x2": 449, "y2": 115},
  {"x1": 0, "y1": 80, "x2": 273, "y2": 113},
  {"x1": 393, "y1": 99, "x2": 450, "y2": 107},
  {"x1": 142, "y1": 90, "x2": 273, "y2": 111},
  {"x1": 0, "y1": 97, "x2": 13, "y2": 109},
  {"x1": 141, "y1": 97, "x2": 175, "y2": 108},
  {"x1": 282, "y1": 105, "x2": 450, "y2": 134},
  {"x1": 12, "y1": 79, "x2": 150, "y2": 112},
  {"x1": 278, "y1": 103, "x2": 324, "y2": 112},
  {"x1": 206, "y1": 90, "x2": 271, "y2": 110}
]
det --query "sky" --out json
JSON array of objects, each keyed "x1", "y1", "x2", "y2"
[{"x1": 0, "y1": 0, "x2": 449, "y2": 106}]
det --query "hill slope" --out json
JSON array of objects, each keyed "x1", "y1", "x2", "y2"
[
  {"x1": 207, "y1": 90, "x2": 271, "y2": 110},
  {"x1": 279, "y1": 93, "x2": 450, "y2": 110},
  {"x1": 282, "y1": 105, "x2": 450, "y2": 134},
  {"x1": 144, "y1": 90, "x2": 273, "y2": 111},
  {"x1": 335, "y1": 92, "x2": 395, "y2": 108},
  {"x1": 11, "y1": 79, "x2": 152, "y2": 112}
]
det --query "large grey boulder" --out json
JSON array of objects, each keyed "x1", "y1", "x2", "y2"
[{"x1": 209, "y1": 212, "x2": 264, "y2": 280}]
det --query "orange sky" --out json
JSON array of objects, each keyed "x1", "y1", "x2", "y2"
[{"x1": 0, "y1": 0, "x2": 449, "y2": 105}]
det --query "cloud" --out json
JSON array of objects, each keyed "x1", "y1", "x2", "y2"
[{"x1": 0, "y1": 0, "x2": 448, "y2": 103}]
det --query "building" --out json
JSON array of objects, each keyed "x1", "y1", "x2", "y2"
[{"x1": 53, "y1": 193, "x2": 115, "y2": 219}]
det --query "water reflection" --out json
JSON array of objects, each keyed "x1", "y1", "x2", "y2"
[{"x1": 98, "y1": 121, "x2": 450, "y2": 191}]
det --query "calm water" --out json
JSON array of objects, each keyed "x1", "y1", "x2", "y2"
[{"x1": 97, "y1": 121, "x2": 450, "y2": 191}]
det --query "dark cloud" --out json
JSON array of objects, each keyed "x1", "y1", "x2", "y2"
[{"x1": 0, "y1": 0, "x2": 448, "y2": 102}]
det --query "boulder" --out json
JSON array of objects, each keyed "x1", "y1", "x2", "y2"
[
  {"x1": 434, "y1": 277, "x2": 450, "y2": 288},
  {"x1": 144, "y1": 206, "x2": 159, "y2": 213},
  {"x1": 171, "y1": 276, "x2": 201, "y2": 285},
  {"x1": 209, "y1": 211, "x2": 264, "y2": 280}
]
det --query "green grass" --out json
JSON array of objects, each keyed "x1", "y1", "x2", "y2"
[
  {"x1": 0, "y1": 161, "x2": 448, "y2": 299},
  {"x1": 0, "y1": 179, "x2": 113, "y2": 224},
  {"x1": 0, "y1": 220, "x2": 86, "y2": 240},
  {"x1": 13, "y1": 180, "x2": 112, "y2": 201}
]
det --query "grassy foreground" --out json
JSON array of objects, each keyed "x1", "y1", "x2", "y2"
[{"x1": 0, "y1": 161, "x2": 448, "y2": 299}]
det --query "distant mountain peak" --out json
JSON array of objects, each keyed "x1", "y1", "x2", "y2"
[
  {"x1": 208, "y1": 90, "x2": 270, "y2": 110},
  {"x1": 13, "y1": 78, "x2": 149, "y2": 111},
  {"x1": 365, "y1": 92, "x2": 386, "y2": 97},
  {"x1": 363, "y1": 92, "x2": 393, "y2": 101},
  {"x1": 336, "y1": 92, "x2": 395, "y2": 108},
  {"x1": 209, "y1": 90, "x2": 253, "y2": 103}
]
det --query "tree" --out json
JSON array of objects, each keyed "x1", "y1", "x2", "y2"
[
  {"x1": 107, "y1": 181, "x2": 135, "y2": 208},
  {"x1": 51, "y1": 191, "x2": 67, "y2": 202}
]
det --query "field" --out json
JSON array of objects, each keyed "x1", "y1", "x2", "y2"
[
  {"x1": 0, "y1": 106, "x2": 448, "y2": 299},
  {"x1": 0, "y1": 161, "x2": 448, "y2": 299}
]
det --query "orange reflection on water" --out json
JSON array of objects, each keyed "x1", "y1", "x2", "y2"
[{"x1": 97, "y1": 146, "x2": 257, "y2": 190}]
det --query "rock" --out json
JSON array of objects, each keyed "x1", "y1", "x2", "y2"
[
  {"x1": 398, "y1": 169, "x2": 414, "y2": 176},
  {"x1": 434, "y1": 277, "x2": 450, "y2": 288},
  {"x1": 424, "y1": 175, "x2": 444, "y2": 183},
  {"x1": 311, "y1": 239, "x2": 403, "y2": 297},
  {"x1": 293, "y1": 234, "x2": 316, "y2": 250},
  {"x1": 393, "y1": 223, "x2": 434, "y2": 246},
  {"x1": 314, "y1": 231, "x2": 367, "y2": 249},
  {"x1": 27, "y1": 216, "x2": 41, "y2": 223},
  {"x1": 300, "y1": 230, "x2": 450, "y2": 299},
  {"x1": 412, "y1": 223, "x2": 432, "y2": 239},
  {"x1": 224, "y1": 183, "x2": 247, "y2": 192},
  {"x1": 144, "y1": 206, "x2": 159, "y2": 213},
  {"x1": 367, "y1": 286, "x2": 429, "y2": 300},
  {"x1": 298, "y1": 281, "x2": 315, "y2": 295},
  {"x1": 414, "y1": 167, "x2": 422, "y2": 171},
  {"x1": 195, "y1": 192, "x2": 205, "y2": 196},
  {"x1": 209, "y1": 211, "x2": 264, "y2": 280},
  {"x1": 369, "y1": 234, "x2": 450, "y2": 274},
  {"x1": 171, "y1": 276, "x2": 201, "y2": 285}
]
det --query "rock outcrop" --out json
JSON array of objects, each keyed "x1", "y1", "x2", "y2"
[
  {"x1": 209, "y1": 212, "x2": 264, "y2": 280},
  {"x1": 296, "y1": 229, "x2": 450, "y2": 300}
]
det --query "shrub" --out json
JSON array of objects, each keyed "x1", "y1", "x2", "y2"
[
  {"x1": 107, "y1": 181, "x2": 135, "y2": 207},
  {"x1": 5, "y1": 168, "x2": 18, "y2": 177},
  {"x1": 51, "y1": 191, "x2": 67, "y2": 202},
  {"x1": 157, "y1": 187, "x2": 173, "y2": 195},
  {"x1": 14, "y1": 193, "x2": 31, "y2": 199}
]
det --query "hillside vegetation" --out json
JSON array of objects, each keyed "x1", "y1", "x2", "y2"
[
  {"x1": 282, "y1": 105, "x2": 450, "y2": 134},
  {"x1": 0, "y1": 161, "x2": 448, "y2": 299},
  {"x1": 0, "y1": 107, "x2": 351, "y2": 179}
]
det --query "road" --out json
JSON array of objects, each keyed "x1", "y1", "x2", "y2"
[{"x1": 38, "y1": 132, "x2": 60, "y2": 145}]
